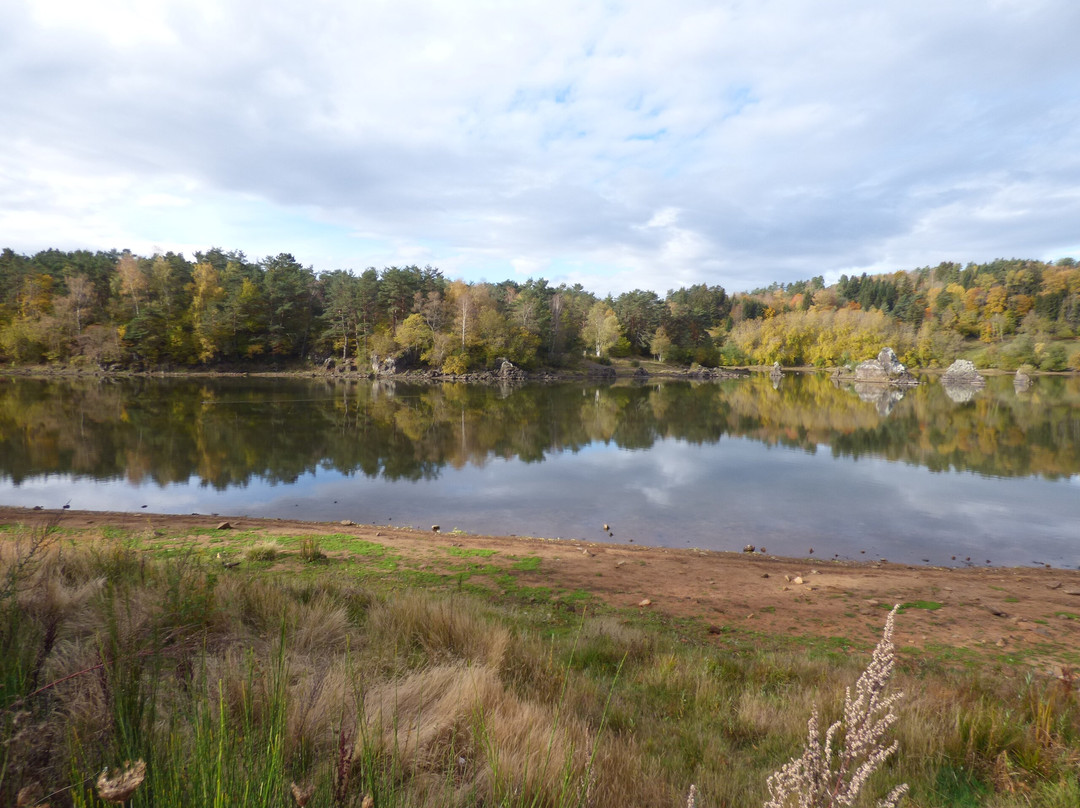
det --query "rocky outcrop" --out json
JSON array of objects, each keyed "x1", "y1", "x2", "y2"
[
  {"x1": 940, "y1": 359, "x2": 985, "y2": 403},
  {"x1": 849, "y1": 348, "x2": 918, "y2": 386},
  {"x1": 769, "y1": 362, "x2": 784, "y2": 390},
  {"x1": 1014, "y1": 367, "x2": 1033, "y2": 392},
  {"x1": 685, "y1": 366, "x2": 747, "y2": 379},
  {"x1": 497, "y1": 359, "x2": 527, "y2": 381},
  {"x1": 372, "y1": 355, "x2": 397, "y2": 376},
  {"x1": 941, "y1": 359, "x2": 985, "y2": 387}
]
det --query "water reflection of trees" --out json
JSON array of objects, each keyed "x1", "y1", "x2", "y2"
[{"x1": 0, "y1": 374, "x2": 1077, "y2": 488}]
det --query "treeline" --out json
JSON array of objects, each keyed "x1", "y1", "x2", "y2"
[
  {"x1": 728, "y1": 258, "x2": 1080, "y2": 369},
  {"x1": 1, "y1": 247, "x2": 1078, "y2": 371},
  {"x1": 0, "y1": 247, "x2": 729, "y2": 371}
]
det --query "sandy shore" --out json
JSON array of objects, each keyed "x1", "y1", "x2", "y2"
[{"x1": 3, "y1": 506, "x2": 1078, "y2": 672}]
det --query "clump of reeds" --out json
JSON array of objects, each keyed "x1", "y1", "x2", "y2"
[
  {"x1": 245, "y1": 540, "x2": 281, "y2": 562},
  {"x1": 298, "y1": 536, "x2": 325, "y2": 562}
]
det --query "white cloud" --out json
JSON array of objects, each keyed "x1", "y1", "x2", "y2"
[{"x1": 2, "y1": 0, "x2": 1079, "y2": 292}]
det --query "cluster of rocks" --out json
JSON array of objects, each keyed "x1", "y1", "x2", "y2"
[
  {"x1": 842, "y1": 347, "x2": 919, "y2": 386},
  {"x1": 685, "y1": 366, "x2": 747, "y2": 379}
]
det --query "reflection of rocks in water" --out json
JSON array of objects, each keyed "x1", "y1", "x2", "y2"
[
  {"x1": 769, "y1": 362, "x2": 784, "y2": 390},
  {"x1": 1014, "y1": 369, "x2": 1032, "y2": 393},
  {"x1": 853, "y1": 382, "x2": 905, "y2": 416},
  {"x1": 942, "y1": 382, "x2": 979, "y2": 404},
  {"x1": 371, "y1": 379, "x2": 397, "y2": 399}
]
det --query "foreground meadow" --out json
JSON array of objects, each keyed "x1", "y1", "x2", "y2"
[{"x1": 1, "y1": 512, "x2": 1078, "y2": 807}]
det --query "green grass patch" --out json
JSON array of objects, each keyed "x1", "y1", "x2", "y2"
[
  {"x1": 443, "y1": 546, "x2": 497, "y2": 558},
  {"x1": 898, "y1": 600, "x2": 943, "y2": 612},
  {"x1": 511, "y1": 555, "x2": 541, "y2": 571}
]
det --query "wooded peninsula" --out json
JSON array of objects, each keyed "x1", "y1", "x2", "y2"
[{"x1": 2, "y1": 247, "x2": 1078, "y2": 372}]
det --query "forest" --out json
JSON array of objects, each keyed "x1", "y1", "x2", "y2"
[{"x1": 1, "y1": 247, "x2": 1078, "y2": 371}]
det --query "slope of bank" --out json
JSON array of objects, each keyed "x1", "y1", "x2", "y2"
[{"x1": 3, "y1": 506, "x2": 1077, "y2": 673}]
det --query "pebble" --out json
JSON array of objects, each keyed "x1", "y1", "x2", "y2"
[{"x1": 638, "y1": 598, "x2": 652, "y2": 607}]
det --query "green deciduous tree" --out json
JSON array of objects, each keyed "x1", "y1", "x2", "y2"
[{"x1": 582, "y1": 302, "x2": 621, "y2": 358}]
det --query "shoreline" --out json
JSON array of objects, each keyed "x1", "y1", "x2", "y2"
[
  {"x1": 4, "y1": 506, "x2": 1078, "y2": 672},
  {"x1": 2, "y1": 361, "x2": 1075, "y2": 382}
]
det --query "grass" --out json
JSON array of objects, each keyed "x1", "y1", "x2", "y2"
[
  {"x1": 899, "y1": 600, "x2": 944, "y2": 612},
  {"x1": 444, "y1": 546, "x2": 498, "y2": 558},
  {"x1": 0, "y1": 522, "x2": 1078, "y2": 807}
]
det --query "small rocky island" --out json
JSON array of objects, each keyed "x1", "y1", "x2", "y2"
[
  {"x1": 834, "y1": 347, "x2": 919, "y2": 386},
  {"x1": 940, "y1": 359, "x2": 986, "y2": 403},
  {"x1": 940, "y1": 359, "x2": 985, "y2": 387}
]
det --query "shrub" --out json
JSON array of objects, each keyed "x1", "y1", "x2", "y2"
[
  {"x1": 298, "y1": 537, "x2": 325, "y2": 563},
  {"x1": 1037, "y1": 343, "x2": 1068, "y2": 371},
  {"x1": 441, "y1": 352, "x2": 468, "y2": 375}
]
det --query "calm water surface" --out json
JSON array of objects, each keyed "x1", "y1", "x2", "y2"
[{"x1": 1, "y1": 373, "x2": 1077, "y2": 568}]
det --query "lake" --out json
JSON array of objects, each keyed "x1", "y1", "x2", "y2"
[{"x1": 0, "y1": 372, "x2": 1077, "y2": 568}]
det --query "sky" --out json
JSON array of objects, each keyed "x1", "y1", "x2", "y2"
[{"x1": 3, "y1": 0, "x2": 1079, "y2": 295}]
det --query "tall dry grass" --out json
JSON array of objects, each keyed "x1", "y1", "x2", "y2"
[{"x1": 0, "y1": 523, "x2": 1077, "y2": 807}]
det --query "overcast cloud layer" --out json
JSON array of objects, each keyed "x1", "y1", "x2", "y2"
[{"x1": 3, "y1": 0, "x2": 1079, "y2": 293}]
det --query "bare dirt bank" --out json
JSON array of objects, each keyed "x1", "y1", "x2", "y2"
[{"x1": 3, "y1": 506, "x2": 1077, "y2": 672}]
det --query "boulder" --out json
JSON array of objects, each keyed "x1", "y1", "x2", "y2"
[
  {"x1": 852, "y1": 347, "x2": 918, "y2": 386},
  {"x1": 941, "y1": 359, "x2": 985, "y2": 387},
  {"x1": 1014, "y1": 368, "x2": 1032, "y2": 391},
  {"x1": 497, "y1": 358, "x2": 527, "y2": 380},
  {"x1": 372, "y1": 355, "x2": 397, "y2": 376}
]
